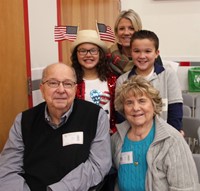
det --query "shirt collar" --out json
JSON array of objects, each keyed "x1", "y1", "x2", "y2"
[
  {"x1": 45, "y1": 102, "x2": 74, "y2": 129},
  {"x1": 128, "y1": 62, "x2": 165, "y2": 79}
]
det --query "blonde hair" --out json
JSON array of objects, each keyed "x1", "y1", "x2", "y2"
[
  {"x1": 115, "y1": 75, "x2": 162, "y2": 115},
  {"x1": 114, "y1": 9, "x2": 142, "y2": 35}
]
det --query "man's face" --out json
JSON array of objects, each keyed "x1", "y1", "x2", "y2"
[{"x1": 40, "y1": 64, "x2": 77, "y2": 113}]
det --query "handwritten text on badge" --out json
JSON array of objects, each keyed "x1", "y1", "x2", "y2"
[{"x1": 120, "y1": 151, "x2": 133, "y2": 164}]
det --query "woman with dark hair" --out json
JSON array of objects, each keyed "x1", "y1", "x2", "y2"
[{"x1": 71, "y1": 30, "x2": 117, "y2": 134}]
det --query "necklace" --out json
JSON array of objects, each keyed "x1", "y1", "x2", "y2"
[
  {"x1": 134, "y1": 161, "x2": 139, "y2": 166},
  {"x1": 133, "y1": 152, "x2": 141, "y2": 166},
  {"x1": 127, "y1": 133, "x2": 142, "y2": 166},
  {"x1": 122, "y1": 135, "x2": 147, "y2": 167}
]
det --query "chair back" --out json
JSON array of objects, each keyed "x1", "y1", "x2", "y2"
[
  {"x1": 195, "y1": 95, "x2": 200, "y2": 119},
  {"x1": 183, "y1": 117, "x2": 200, "y2": 153},
  {"x1": 183, "y1": 104, "x2": 192, "y2": 117},
  {"x1": 182, "y1": 93, "x2": 195, "y2": 117},
  {"x1": 182, "y1": 117, "x2": 200, "y2": 140}
]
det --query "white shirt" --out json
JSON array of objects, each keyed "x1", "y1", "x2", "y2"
[{"x1": 84, "y1": 78, "x2": 111, "y2": 119}]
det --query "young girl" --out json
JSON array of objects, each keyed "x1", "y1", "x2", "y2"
[{"x1": 71, "y1": 30, "x2": 117, "y2": 134}]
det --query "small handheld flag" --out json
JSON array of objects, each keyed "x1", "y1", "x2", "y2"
[
  {"x1": 96, "y1": 22, "x2": 115, "y2": 43},
  {"x1": 54, "y1": 25, "x2": 78, "y2": 42}
]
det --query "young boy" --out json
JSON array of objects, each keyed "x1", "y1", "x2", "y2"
[{"x1": 116, "y1": 30, "x2": 183, "y2": 134}]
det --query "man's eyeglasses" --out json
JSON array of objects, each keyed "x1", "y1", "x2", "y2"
[
  {"x1": 77, "y1": 48, "x2": 99, "y2": 56},
  {"x1": 42, "y1": 79, "x2": 76, "y2": 89}
]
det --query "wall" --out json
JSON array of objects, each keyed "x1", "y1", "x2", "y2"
[
  {"x1": 28, "y1": 0, "x2": 58, "y2": 105},
  {"x1": 28, "y1": 0, "x2": 200, "y2": 106},
  {"x1": 121, "y1": 0, "x2": 200, "y2": 62},
  {"x1": 121, "y1": 0, "x2": 200, "y2": 92}
]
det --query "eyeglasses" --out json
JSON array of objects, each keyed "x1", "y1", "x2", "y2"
[
  {"x1": 77, "y1": 48, "x2": 99, "y2": 56},
  {"x1": 42, "y1": 79, "x2": 76, "y2": 89}
]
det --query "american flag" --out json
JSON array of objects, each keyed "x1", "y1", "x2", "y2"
[
  {"x1": 97, "y1": 23, "x2": 115, "y2": 43},
  {"x1": 54, "y1": 26, "x2": 78, "y2": 42}
]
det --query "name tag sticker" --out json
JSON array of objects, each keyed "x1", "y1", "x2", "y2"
[
  {"x1": 62, "y1": 132, "x2": 83, "y2": 147},
  {"x1": 120, "y1": 151, "x2": 133, "y2": 164}
]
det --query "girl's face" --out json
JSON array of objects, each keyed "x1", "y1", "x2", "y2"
[
  {"x1": 131, "y1": 39, "x2": 159, "y2": 76},
  {"x1": 116, "y1": 18, "x2": 135, "y2": 47},
  {"x1": 77, "y1": 43, "x2": 100, "y2": 70}
]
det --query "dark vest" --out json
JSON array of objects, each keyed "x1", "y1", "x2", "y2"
[{"x1": 20, "y1": 99, "x2": 100, "y2": 191}]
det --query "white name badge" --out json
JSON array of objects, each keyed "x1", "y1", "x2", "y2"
[
  {"x1": 62, "y1": 132, "x2": 83, "y2": 147},
  {"x1": 120, "y1": 151, "x2": 133, "y2": 164},
  {"x1": 162, "y1": 98, "x2": 168, "y2": 112}
]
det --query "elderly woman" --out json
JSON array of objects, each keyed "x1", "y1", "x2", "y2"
[{"x1": 112, "y1": 75, "x2": 199, "y2": 191}]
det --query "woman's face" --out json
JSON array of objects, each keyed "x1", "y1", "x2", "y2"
[
  {"x1": 131, "y1": 39, "x2": 159, "y2": 76},
  {"x1": 124, "y1": 92, "x2": 154, "y2": 128},
  {"x1": 76, "y1": 43, "x2": 100, "y2": 70},
  {"x1": 116, "y1": 18, "x2": 135, "y2": 47}
]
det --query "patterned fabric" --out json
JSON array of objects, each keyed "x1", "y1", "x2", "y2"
[
  {"x1": 76, "y1": 75, "x2": 117, "y2": 133},
  {"x1": 107, "y1": 43, "x2": 133, "y2": 76}
]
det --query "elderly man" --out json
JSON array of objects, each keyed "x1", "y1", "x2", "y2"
[{"x1": 0, "y1": 63, "x2": 111, "y2": 191}]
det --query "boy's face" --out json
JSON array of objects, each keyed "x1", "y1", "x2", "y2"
[{"x1": 131, "y1": 39, "x2": 159, "y2": 76}]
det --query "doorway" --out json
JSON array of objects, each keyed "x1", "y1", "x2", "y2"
[{"x1": 0, "y1": 0, "x2": 31, "y2": 151}]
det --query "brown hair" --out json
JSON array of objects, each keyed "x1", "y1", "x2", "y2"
[{"x1": 115, "y1": 75, "x2": 162, "y2": 116}]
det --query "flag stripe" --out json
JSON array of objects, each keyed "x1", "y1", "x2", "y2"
[
  {"x1": 54, "y1": 26, "x2": 78, "y2": 42},
  {"x1": 97, "y1": 23, "x2": 115, "y2": 43}
]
